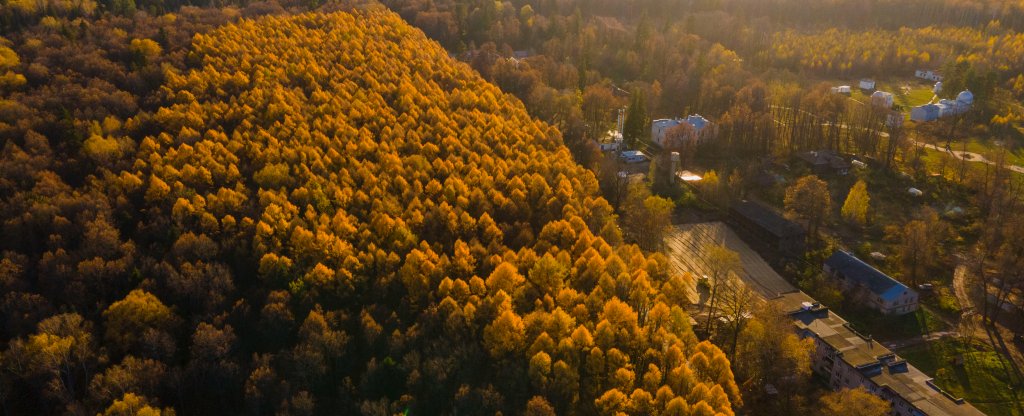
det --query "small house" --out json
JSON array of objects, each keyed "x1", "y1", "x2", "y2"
[
  {"x1": 859, "y1": 79, "x2": 876, "y2": 90},
  {"x1": 831, "y1": 85, "x2": 851, "y2": 94},
  {"x1": 915, "y1": 69, "x2": 943, "y2": 82},
  {"x1": 871, "y1": 91, "x2": 894, "y2": 108},
  {"x1": 796, "y1": 150, "x2": 850, "y2": 175},
  {"x1": 598, "y1": 130, "x2": 623, "y2": 151},
  {"x1": 824, "y1": 251, "x2": 919, "y2": 315}
]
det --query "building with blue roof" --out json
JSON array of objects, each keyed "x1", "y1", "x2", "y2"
[
  {"x1": 823, "y1": 251, "x2": 919, "y2": 315},
  {"x1": 619, "y1": 150, "x2": 649, "y2": 163}
]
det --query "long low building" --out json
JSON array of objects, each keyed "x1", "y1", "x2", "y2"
[
  {"x1": 824, "y1": 251, "x2": 919, "y2": 315},
  {"x1": 772, "y1": 291, "x2": 985, "y2": 416},
  {"x1": 911, "y1": 90, "x2": 974, "y2": 122},
  {"x1": 730, "y1": 200, "x2": 806, "y2": 258}
]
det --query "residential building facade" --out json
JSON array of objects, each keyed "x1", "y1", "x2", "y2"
[
  {"x1": 650, "y1": 115, "x2": 714, "y2": 148},
  {"x1": 824, "y1": 251, "x2": 919, "y2": 315},
  {"x1": 773, "y1": 291, "x2": 985, "y2": 416}
]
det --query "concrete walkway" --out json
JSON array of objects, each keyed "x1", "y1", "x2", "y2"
[{"x1": 912, "y1": 141, "x2": 1024, "y2": 174}]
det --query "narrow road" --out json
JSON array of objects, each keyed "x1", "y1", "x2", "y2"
[
  {"x1": 913, "y1": 141, "x2": 1024, "y2": 174},
  {"x1": 771, "y1": 104, "x2": 1024, "y2": 174},
  {"x1": 953, "y1": 264, "x2": 976, "y2": 313}
]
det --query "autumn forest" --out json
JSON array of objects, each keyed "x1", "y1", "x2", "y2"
[{"x1": 2, "y1": 0, "x2": 1024, "y2": 415}]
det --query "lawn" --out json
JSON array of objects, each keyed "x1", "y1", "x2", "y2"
[
  {"x1": 898, "y1": 338, "x2": 1024, "y2": 416},
  {"x1": 914, "y1": 144, "x2": 1024, "y2": 185},
  {"x1": 841, "y1": 306, "x2": 949, "y2": 340},
  {"x1": 834, "y1": 77, "x2": 935, "y2": 112},
  {"x1": 961, "y1": 137, "x2": 1024, "y2": 167}
]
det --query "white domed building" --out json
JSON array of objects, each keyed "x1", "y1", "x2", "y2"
[{"x1": 956, "y1": 90, "x2": 973, "y2": 105}]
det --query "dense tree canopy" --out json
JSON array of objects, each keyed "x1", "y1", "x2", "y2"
[{"x1": 0, "y1": 9, "x2": 741, "y2": 415}]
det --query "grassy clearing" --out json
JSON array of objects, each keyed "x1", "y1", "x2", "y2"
[
  {"x1": 959, "y1": 137, "x2": 1024, "y2": 167},
  {"x1": 898, "y1": 338, "x2": 1024, "y2": 416},
  {"x1": 842, "y1": 306, "x2": 949, "y2": 340},
  {"x1": 824, "y1": 77, "x2": 935, "y2": 110}
]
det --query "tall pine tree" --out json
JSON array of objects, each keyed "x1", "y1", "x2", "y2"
[{"x1": 623, "y1": 90, "x2": 648, "y2": 149}]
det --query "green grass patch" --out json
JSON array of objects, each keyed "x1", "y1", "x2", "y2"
[
  {"x1": 929, "y1": 285, "x2": 962, "y2": 317},
  {"x1": 820, "y1": 77, "x2": 934, "y2": 112},
  {"x1": 840, "y1": 306, "x2": 949, "y2": 340},
  {"x1": 901, "y1": 85, "x2": 937, "y2": 107},
  {"x1": 898, "y1": 338, "x2": 1024, "y2": 416},
  {"x1": 915, "y1": 145, "x2": 1013, "y2": 183},
  {"x1": 959, "y1": 137, "x2": 1024, "y2": 167}
]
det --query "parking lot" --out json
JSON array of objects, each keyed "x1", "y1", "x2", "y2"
[{"x1": 664, "y1": 222, "x2": 797, "y2": 303}]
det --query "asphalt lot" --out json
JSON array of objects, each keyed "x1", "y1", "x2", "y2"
[{"x1": 665, "y1": 221, "x2": 797, "y2": 303}]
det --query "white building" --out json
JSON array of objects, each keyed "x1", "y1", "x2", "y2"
[
  {"x1": 915, "y1": 69, "x2": 943, "y2": 82},
  {"x1": 910, "y1": 90, "x2": 973, "y2": 122},
  {"x1": 910, "y1": 104, "x2": 940, "y2": 122},
  {"x1": 650, "y1": 115, "x2": 714, "y2": 148},
  {"x1": 870, "y1": 91, "x2": 894, "y2": 108},
  {"x1": 859, "y1": 79, "x2": 876, "y2": 90},
  {"x1": 831, "y1": 85, "x2": 851, "y2": 94},
  {"x1": 956, "y1": 90, "x2": 973, "y2": 106}
]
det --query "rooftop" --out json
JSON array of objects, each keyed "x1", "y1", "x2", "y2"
[
  {"x1": 772, "y1": 291, "x2": 985, "y2": 416},
  {"x1": 825, "y1": 251, "x2": 911, "y2": 301},
  {"x1": 796, "y1": 150, "x2": 851, "y2": 170},
  {"x1": 677, "y1": 170, "x2": 702, "y2": 182},
  {"x1": 652, "y1": 115, "x2": 711, "y2": 131},
  {"x1": 684, "y1": 114, "x2": 710, "y2": 131},
  {"x1": 731, "y1": 200, "x2": 806, "y2": 239}
]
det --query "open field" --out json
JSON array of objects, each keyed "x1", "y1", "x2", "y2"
[
  {"x1": 842, "y1": 306, "x2": 950, "y2": 342},
  {"x1": 830, "y1": 77, "x2": 936, "y2": 110}
]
